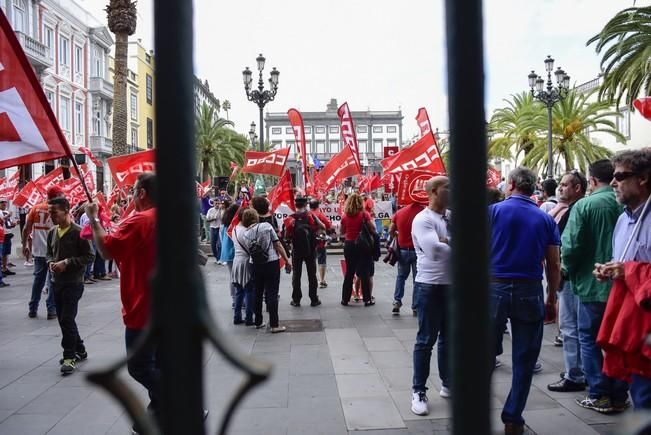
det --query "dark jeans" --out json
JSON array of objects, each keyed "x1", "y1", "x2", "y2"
[
  {"x1": 52, "y1": 282, "x2": 85, "y2": 360},
  {"x1": 578, "y1": 301, "x2": 629, "y2": 402},
  {"x1": 125, "y1": 328, "x2": 161, "y2": 419},
  {"x1": 491, "y1": 281, "x2": 544, "y2": 425},
  {"x1": 342, "y1": 241, "x2": 371, "y2": 303},
  {"x1": 253, "y1": 260, "x2": 281, "y2": 328},
  {"x1": 394, "y1": 248, "x2": 417, "y2": 306},
  {"x1": 291, "y1": 254, "x2": 318, "y2": 303},
  {"x1": 234, "y1": 282, "x2": 254, "y2": 323},
  {"x1": 29, "y1": 256, "x2": 55, "y2": 314},
  {"x1": 210, "y1": 227, "x2": 221, "y2": 260},
  {"x1": 632, "y1": 375, "x2": 651, "y2": 409},
  {"x1": 412, "y1": 282, "x2": 449, "y2": 392},
  {"x1": 93, "y1": 250, "x2": 106, "y2": 278}
]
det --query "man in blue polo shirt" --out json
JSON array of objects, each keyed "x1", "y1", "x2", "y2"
[{"x1": 489, "y1": 167, "x2": 561, "y2": 435}]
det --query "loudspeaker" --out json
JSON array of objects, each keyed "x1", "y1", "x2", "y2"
[{"x1": 215, "y1": 176, "x2": 229, "y2": 190}]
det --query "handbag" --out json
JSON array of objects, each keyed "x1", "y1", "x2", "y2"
[
  {"x1": 383, "y1": 237, "x2": 400, "y2": 266},
  {"x1": 355, "y1": 214, "x2": 374, "y2": 254}
]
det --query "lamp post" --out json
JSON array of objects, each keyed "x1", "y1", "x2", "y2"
[
  {"x1": 249, "y1": 121, "x2": 258, "y2": 147},
  {"x1": 528, "y1": 55, "x2": 571, "y2": 179},
  {"x1": 243, "y1": 54, "x2": 279, "y2": 151}
]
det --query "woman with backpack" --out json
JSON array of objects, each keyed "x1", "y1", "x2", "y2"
[
  {"x1": 340, "y1": 193, "x2": 377, "y2": 306},
  {"x1": 241, "y1": 208, "x2": 292, "y2": 333},
  {"x1": 231, "y1": 208, "x2": 255, "y2": 325}
]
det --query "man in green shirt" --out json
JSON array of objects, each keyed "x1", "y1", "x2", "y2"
[{"x1": 561, "y1": 159, "x2": 628, "y2": 413}]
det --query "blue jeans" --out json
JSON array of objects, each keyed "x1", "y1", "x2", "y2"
[
  {"x1": 93, "y1": 248, "x2": 106, "y2": 278},
  {"x1": 28, "y1": 256, "x2": 55, "y2": 314},
  {"x1": 631, "y1": 375, "x2": 651, "y2": 409},
  {"x1": 558, "y1": 280, "x2": 584, "y2": 383},
  {"x1": 412, "y1": 282, "x2": 449, "y2": 392},
  {"x1": 393, "y1": 249, "x2": 417, "y2": 306},
  {"x1": 210, "y1": 227, "x2": 221, "y2": 260},
  {"x1": 492, "y1": 281, "x2": 544, "y2": 425},
  {"x1": 234, "y1": 282, "x2": 254, "y2": 323},
  {"x1": 578, "y1": 301, "x2": 629, "y2": 402}
]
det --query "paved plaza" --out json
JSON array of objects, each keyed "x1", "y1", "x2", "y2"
[{"x1": 0, "y1": 257, "x2": 632, "y2": 434}]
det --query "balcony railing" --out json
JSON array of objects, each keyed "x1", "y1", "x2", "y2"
[
  {"x1": 89, "y1": 135, "x2": 113, "y2": 156},
  {"x1": 15, "y1": 31, "x2": 52, "y2": 71},
  {"x1": 89, "y1": 77, "x2": 114, "y2": 100}
]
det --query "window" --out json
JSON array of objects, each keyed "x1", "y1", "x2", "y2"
[
  {"x1": 330, "y1": 140, "x2": 340, "y2": 151},
  {"x1": 59, "y1": 96, "x2": 70, "y2": 130},
  {"x1": 304, "y1": 126, "x2": 312, "y2": 134},
  {"x1": 12, "y1": 0, "x2": 26, "y2": 33},
  {"x1": 271, "y1": 140, "x2": 282, "y2": 148},
  {"x1": 145, "y1": 54, "x2": 151, "y2": 64},
  {"x1": 357, "y1": 125, "x2": 367, "y2": 133},
  {"x1": 286, "y1": 140, "x2": 295, "y2": 148},
  {"x1": 74, "y1": 45, "x2": 82, "y2": 73},
  {"x1": 306, "y1": 140, "x2": 312, "y2": 152},
  {"x1": 329, "y1": 126, "x2": 339, "y2": 134},
  {"x1": 617, "y1": 107, "x2": 631, "y2": 139},
  {"x1": 359, "y1": 140, "x2": 367, "y2": 152},
  {"x1": 75, "y1": 102, "x2": 83, "y2": 135},
  {"x1": 130, "y1": 93, "x2": 138, "y2": 121},
  {"x1": 59, "y1": 36, "x2": 69, "y2": 66},
  {"x1": 373, "y1": 126, "x2": 383, "y2": 133},
  {"x1": 387, "y1": 139, "x2": 397, "y2": 146},
  {"x1": 373, "y1": 139, "x2": 383, "y2": 153},
  {"x1": 45, "y1": 90, "x2": 54, "y2": 107},
  {"x1": 92, "y1": 47, "x2": 104, "y2": 77},
  {"x1": 147, "y1": 118, "x2": 153, "y2": 148},
  {"x1": 315, "y1": 126, "x2": 325, "y2": 134},
  {"x1": 285, "y1": 127, "x2": 293, "y2": 135},
  {"x1": 131, "y1": 127, "x2": 138, "y2": 147},
  {"x1": 387, "y1": 126, "x2": 397, "y2": 133},
  {"x1": 93, "y1": 110, "x2": 101, "y2": 135},
  {"x1": 146, "y1": 74, "x2": 153, "y2": 105},
  {"x1": 44, "y1": 27, "x2": 54, "y2": 60},
  {"x1": 271, "y1": 127, "x2": 282, "y2": 135},
  {"x1": 316, "y1": 140, "x2": 326, "y2": 154}
]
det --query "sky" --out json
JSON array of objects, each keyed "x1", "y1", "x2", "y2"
[{"x1": 81, "y1": 0, "x2": 635, "y2": 141}]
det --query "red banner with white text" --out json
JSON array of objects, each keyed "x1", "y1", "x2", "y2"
[
  {"x1": 288, "y1": 109, "x2": 310, "y2": 188},
  {"x1": 242, "y1": 147, "x2": 290, "y2": 177},
  {"x1": 397, "y1": 169, "x2": 434, "y2": 206},
  {"x1": 381, "y1": 129, "x2": 445, "y2": 175},
  {"x1": 107, "y1": 149, "x2": 156, "y2": 188},
  {"x1": 487, "y1": 167, "x2": 501, "y2": 188},
  {"x1": 337, "y1": 102, "x2": 362, "y2": 173},
  {"x1": 13, "y1": 181, "x2": 43, "y2": 208},
  {"x1": 315, "y1": 145, "x2": 361, "y2": 191}
]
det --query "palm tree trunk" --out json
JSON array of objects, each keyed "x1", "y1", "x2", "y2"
[
  {"x1": 202, "y1": 158, "x2": 210, "y2": 182},
  {"x1": 112, "y1": 32, "x2": 129, "y2": 156}
]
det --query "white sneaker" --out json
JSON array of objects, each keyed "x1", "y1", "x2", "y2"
[
  {"x1": 24, "y1": 261, "x2": 33, "y2": 267},
  {"x1": 439, "y1": 386, "x2": 451, "y2": 398},
  {"x1": 411, "y1": 391, "x2": 429, "y2": 416}
]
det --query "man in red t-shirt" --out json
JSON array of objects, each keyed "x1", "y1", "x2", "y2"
[
  {"x1": 362, "y1": 192, "x2": 376, "y2": 217},
  {"x1": 389, "y1": 202, "x2": 424, "y2": 315},
  {"x1": 86, "y1": 173, "x2": 159, "y2": 431},
  {"x1": 309, "y1": 199, "x2": 333, "y2": 288}
]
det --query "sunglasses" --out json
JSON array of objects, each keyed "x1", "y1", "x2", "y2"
[{"x1": 613, "y1": 171, "x2": 638, "y2": 182}]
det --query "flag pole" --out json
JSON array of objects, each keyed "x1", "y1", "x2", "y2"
[{"x1": 68, "y1": 155, "x2": 93, "y2": 202}]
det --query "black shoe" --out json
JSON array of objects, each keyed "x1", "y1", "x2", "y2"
[
  {"x1": 547, "y1": 377, "x2": 586, "y2": 392},
  {"x1": 59, "y1": 351, "x2": 88, "y2": 365},
  {"x1": 392, "y1": 302, "x2": 401, "y2": 315},
  {"x1": 47, "y1": 312, "x2": 57, "y2": 320},
  {"x1": 233, "y1": 319, "x2": 244, "y2": 325},
  {"x1": 245, "y1": 320, "x2": 254, "y2": 326},
  {"x1": 612, "y1": 399, "x2": 631, "y2": 413},
  {"x1": 2, "y1": 269, "x2": 15, "y2": 276},
  {"x1": 28, "y1": 311, "x2": 36, "y2": 318},
  {"x1": 341, "y1": 301, "x2": 348, "y2": 306},
  {"x1": 310, "y1": 299, "x2": 322, "y2": 307},
  {"x1": 364, "y1": 300, "x2": 375, "y2": 307},
  {"x1": 290, "y1": 300, "x2": 301, "y2": 307},
  {"x1": 0, "y1": 282, "x2": 10, "y2": 287}
]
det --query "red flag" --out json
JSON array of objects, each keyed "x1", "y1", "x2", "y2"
[
  {"x1": 13, "y1": 181, "x2": 44, "y2": 208},
  {"x1": 229, "y1": 161, "x2": 239, "y2": 180},
  {"x1": 0, "y1": 171, "x2": 19, "y2": 199},
  {"x1": 0, "y1": 9, "x2": 72, "y2": 169},
  {"x1": 120, "y1": 198, "x2": 136, "y2": 220},
  {"x1": 268, "y1": 170, "x2": 295, "y2": 212},
  {"x1": 486, "y1": 167, "x2": 501, "y2": 188},
  {"x1": 195, "y1": 179, "x2": 211, "y2": 198},
  {"x1": 79, "y1": 146, "x2": 103, "y2": 168},
  {"x1": 288, "y1": 109, "x2": 310, "y2": 188},
  {"x1": 33, "y1": 167, "x2": 65, "y2": 193},
  {"x1": 242, "y1": 147, "x2": 290, "y2": 177},
  {"x1": 396, "y1": 169, "x2": 434, "y2": 206},
  {"x1": 315, "y1": 145, "x2": 360, "y2": 191},
  {"x1": 369, "y1": 174, "x2": 382, "y2": 191},
  {"x1": 79, "y1": 164, "x2": 96, "y2": 194},
  {"x1": 60, "y1": 177, "x2": 85, "y2": 204},
  {"x1": 634, "y1": 97, "x2": 651, "y2": 122},
  {"x1": 381, "y1": 131, "x2": 445, "y2": 175},
  {"x1": 337, "y1": 190, "x2": 346, "y2": 216},
  {"x1": 416, "y1": 107, "x2": 433, "y2": 137},
  {"x1": 107, "y1": 149, "x2": 156, "y2": 188},
  {"x1": 337, "y1": 103, "x2": 362, "y2": 173},
  {"x1": 381, "y1": 173, "x2": 400, "y2": 194}
]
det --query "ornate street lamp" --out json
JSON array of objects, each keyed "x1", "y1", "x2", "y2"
[
  {"x1": 528, "y1": 55, "x2": 570, "y2": 179},
  {"x1": 249, "y1": 121, "x2": 257, "y2": 147},
  {"x1": 242, "y1": 54, "x2": 279, "y2": 151}
]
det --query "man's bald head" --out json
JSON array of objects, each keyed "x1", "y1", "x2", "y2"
[
  {"x1": 425, "y1": 175, "x2": 450, "y2": 211},
  {"x1": 425, "y1": 176, "x2": 449, "y2": 193}
]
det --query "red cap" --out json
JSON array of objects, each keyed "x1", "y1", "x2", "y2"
[{"x1": 46, "y1": 186, "x2": 65, "y2": 200}]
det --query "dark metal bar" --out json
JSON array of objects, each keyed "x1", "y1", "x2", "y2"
[
  {"x1": 153, "y1": 0, "x2": 205, "y2": 434},
  {"x1": 444, "y1": 0, "x2": 492, "y2": 434}
]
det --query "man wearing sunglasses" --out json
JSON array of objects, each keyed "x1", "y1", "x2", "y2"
[{"x1": 562, "y1": 159, "x2": 628, "y2": 414}]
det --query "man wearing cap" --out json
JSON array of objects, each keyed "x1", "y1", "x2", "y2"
[
  {"x1": 23, "y1": 187, "x2": 65, "y2": 318},
  {"x1": 309, "y1": 199, "x2": 333, "y2": 288}
]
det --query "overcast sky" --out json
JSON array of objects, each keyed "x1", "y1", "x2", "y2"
[{"x1": 82, "y1": 0, "x2": 634, "y2": 140}]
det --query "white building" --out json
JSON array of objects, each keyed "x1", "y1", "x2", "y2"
[
  {"x1": 1, "y1": 0, "x2": 113, "y2": 191},
  {"x1": 194, "y1": 77, "x2": 221, "y2": 121}
]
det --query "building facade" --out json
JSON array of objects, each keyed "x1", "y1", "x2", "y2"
[
  {"x1": 128, "y1": 39, "x2": 155, "y2": 150},
  {"x1": 265, "y1": 98, "x2": 403, "y2": 175},
  {"x1": 194, "y1": 77, "x2": 221, "y2": 120}
]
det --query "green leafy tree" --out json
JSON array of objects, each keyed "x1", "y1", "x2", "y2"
[
  {"x1": 588, "y1": 5, "x2": 651, "y2": 107},
  {"x1": 195, "y1": 103, "x2": 249, "y2": 181},
  {"x1": 521, "y1": 90, "x2": 625, "y2": 173}
]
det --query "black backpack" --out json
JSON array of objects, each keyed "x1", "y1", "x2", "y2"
[
  {"x1": 237, "y1": 225, "x2": 270, "y2": 265},
  {"x1": 291, "y1": 213, "x2": 316, "y2": 258},
  {"x1": 356, "y1": 214, "x2": 375, "y2": 254}
]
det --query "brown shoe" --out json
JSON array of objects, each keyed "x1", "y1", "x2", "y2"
[{"x1": 505, "y1": 422, "x2": 524, "y2": 435}]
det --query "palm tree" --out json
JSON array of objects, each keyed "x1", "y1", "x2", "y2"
[
  {"x1": 106, "y1": 0, "x2": 137, "y2": 156},
  {"x1": 521, "y1": 89, "x2": 625, "y2": 174},
  {"x1": 195, "y1": 103, "x2": 249, "y2": 181},
  {"x1": 588, "y1": 6, "x2": 651, "y2": 107},
  {"x1": 222, "y1": 100, "x2": 231, "y2": 121},
  {"x1": 487, "y1": 92, "x2": 546, "y2": 163}
]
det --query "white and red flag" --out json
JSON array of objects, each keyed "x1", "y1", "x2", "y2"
[
  {"x1": 107, "y1": 149, "x2": 156, "y2": 188},
  {"x1": 287, "y1": 109, "x2": 310, "y2": 189},
  {"x1": 268, "y1": 170, "x2": 295, "y2": 212},
  {"x1": 315, "y1": 145, "x2": 360, "y2": 191},
  {"x1": 241, "y1": 147, "x2": 290, "y2": 177},
  {"x1": 195, "y1": 179, "x2": 211, "y2": 198},
  {"x1": 486, "y1": 167, "x2": 501, "y2": 188},
  {"x1": 381, "y1": 130, "x2": 445, "y2": 175},
  {"x1": 229, "y1": 161, "x2": 239, "y2": 180},
  {"x1": 634, "y1": 97, "x2": 651, "y2": 122},
  {"x1": 381, "y1": 172, "x2": 400, "y2": 194},
  {"x1": 13, "y1": 181, "x2": 44, "y2": 208},
  {"x1": 78, "y1": 146, "x2": 103, "y2": 168},
  {"x1": 0, "y1": 170, "x2": 20, "y2": 199},
  {"x1": 33, "y1": 166, "x2": 64, "y2": 193},
  {"x1": 359, "y1": 173, "x2": 382, "y2": 193},
  {"x1": 0, "y1": 9, "x2": 73, "y2": 169},
  {"x1": 337, "y1": 102, "x2": 362, "y2": 173},
  {"x1": 396, "y1": 169, "x2": 434, "y2": 206}
]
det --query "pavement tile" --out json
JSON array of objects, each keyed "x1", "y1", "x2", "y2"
[
  {"x1": 389, "y1": 389, "x2": 451, "y2": 421},
  {"x1": 371, "y1": 350, "x2": 414, "y2": 369},
  {"x1": 332, "y1": 354, "x2": 377, "y2": 375},
  {"x1": 289, "y1": 344, "x2": 334, "y2": 375},
  {"x1": 288, "y1": 375, "x2": 340, "y2": 404},
  {"x1": 17, "y1": 386, "x2": 94, "y2": 415},
  {"x1": 0, "y1": 382, "x2": 53, "y2": 412},
  {"x1": 523, "y1": 407, "x2": 599, "y2": 435},
  {"x1": 364, "y1": 337, "x2": 405, "y2": 352},
  {"x1": 0, "y1": 413, "x2": 60, "y2": 435},
  {"x1": 341, "y1": 395, "x2": 406, "y2": 430},
  {"x1": 336, "y1": 373, "x2": 390, "y2": 399},
  {"x1": 229, "y1": 407, "x2": 290, "y2": 434}
]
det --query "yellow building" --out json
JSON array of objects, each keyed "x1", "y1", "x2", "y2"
[
  {"x1": 108, "y1": 56, "x2": 140, "y2": 153},
  {"x1": 128, "y1": 40, "x2": 155, "y2": 150}
]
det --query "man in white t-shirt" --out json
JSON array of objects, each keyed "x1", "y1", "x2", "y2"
[{"x1": 409, "y1": 175, "x2": 451, "y2": 416}]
